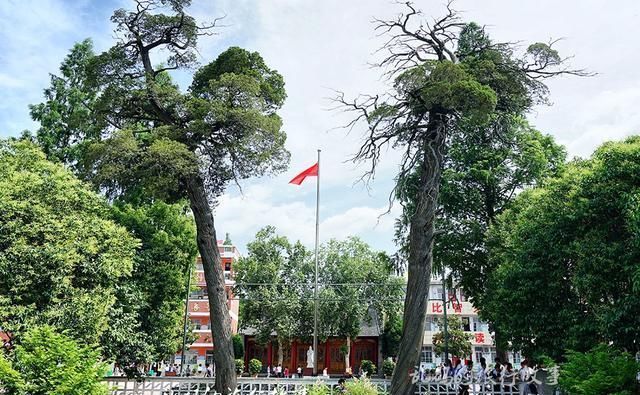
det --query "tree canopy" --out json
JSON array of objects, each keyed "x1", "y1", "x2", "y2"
[
  {"x1": 0, "y1": 326, "x2": 108, "y2": 395},
  {"x1": 233, "y1": 226, "x2": 313, "y2": 365},
  {"x1": 29, "y1": 1, "x2": 290, "y2": 391},
  {"x1": 431, "y1": 316, "x2": 473, "y2": 359},
  {"x1": 484, "y1": 136, "x2": 640, "y2": 359},
  {"x1": 340, "y1": 3, "x2": 582, "y2": 392},
  {"x1": 101, "y1": 201, "x2": 197, "y2": 373},
  {"x1": 0, "y1": 140, "x2": 138, "y2": 346}
]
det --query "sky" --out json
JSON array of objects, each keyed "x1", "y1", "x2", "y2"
[{"x1": 1, "y1": 0, "x2": 639, "y2": 254}]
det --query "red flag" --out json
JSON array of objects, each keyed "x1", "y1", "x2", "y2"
[{"x1": 289, "y1": 163, "x2": 318, "y2": 185}]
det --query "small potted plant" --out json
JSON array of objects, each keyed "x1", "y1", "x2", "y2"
[
  {"x1": 382, "y1": 359, "x2": 395, "y2": 379},
  {"x1": 248, "y1": 358, "x2": 262, "y2": 377},
  {"x1": 359, "y1": 359, "x2": 376, "y2": 377},
  {"x1": 235, "y1": 359, "x2": 245, "y2": 375}
]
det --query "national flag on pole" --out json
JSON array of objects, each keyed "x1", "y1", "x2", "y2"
[{"x1": 289, "y1": 163, "x2": 318, "y2": 185}]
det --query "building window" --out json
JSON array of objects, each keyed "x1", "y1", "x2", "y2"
[
  {"x1": 474, "y1": 347, "x2": 495, "y2": 363},
  {"x1": 430, "y1": 285, "x2": 443, "y2": 300},
  {"x1": 461, "y1": 317, "x2": 471, "y2": 332},
  {"x1": 421, "y1": 347, "x2": 433, "y2": 364},
  {"x1": 511, "y1": 352, "x2": 522, "y2": 365},
  {"x1": 472, "y1": 318, "x2": 488, "y2": 332},
  {"x1": 459, "y1": 288, "x2": 467, "y2": 302},
  {"x1": 425, "y1": 316, "x2": 439, "y2": 332},
  {"x1": 193, "y1": 320, "x2": 201, "y2": 330}
]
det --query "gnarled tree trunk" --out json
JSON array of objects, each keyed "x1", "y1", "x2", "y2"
[
  {"x1": 187, "y1": 175, "x2": 237, "y2": 394},
  {"x1": 391, "y1": 115, "x2": 446, "y2": 395}
]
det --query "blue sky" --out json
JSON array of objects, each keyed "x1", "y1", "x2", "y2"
[{"x1": 2, "y1": 0, "x2": 640, "y2": 254}]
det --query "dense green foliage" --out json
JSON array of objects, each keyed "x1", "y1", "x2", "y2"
[
  {"x1": 0, "y1": 140, "x2": 137, "y2": 346},
  {"x1": 234, "y1": 359, "x2": 244, "y2": 374},
  {"x1": 344, "y1": 377, "x2": 380, "y2": 395},
  {"x1": 558, "y1": 345, "x2": 640, "y2": 395},
  {"x1": 381, "y1": 312, "x2": 402, "y2": 358},
  {"x1": 382, "y1": 360, "x2": 395, "y2": 377},
  {"x1": 484, "y1": 136, "x2": 640, "y2": 359},
  {"x1": 306, "y1": 382, "x2": 330, "y2": 395},
  {"x1": 236, "y1": 229, "x2": 404, "y2": 369},
  {"x1": 233, "y1": 334, "x2": 245, "y2": 359},
  {"x1": 102, "y1": 202, "x2": 197, "y2": 372},
  {"x1": 317, "y1": 238, "x2": 404, "y2": 342},
  {"x1": 0, "y1": 326, "x2": 108, "y2": 395},
  {"x1": 431, "y1": 316, "x2": 473, "y2": 358}
]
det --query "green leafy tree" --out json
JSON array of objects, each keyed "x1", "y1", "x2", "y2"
[
  {"x1": 381, "y1": 311, "x2": 402, "y2": 359},
  {"x1": 232, "y1": 334, "x2": 244, "y2": 359},
  {"x1": 0, "y1": 140, "x2": 137, "y2": 346},
  {"x1": 234, "y1": 227, "x2": 312, "y2": 366},
  {"x1": 29, "y1": 2, "x2": 289, "y2": 391},
  {"x1": 0, "y1": 326, "x2": 108, "y2": 395},
  {"x1": 338, "y1": 5, "x2": 584, "y2": 391},
  {"x1": 396, "y1": 115, "x2": 566, "y2": 359},
  {"x1": 484, "y1": 136, "x2": 640, "y2": 359},
  {"x1": 101, "y1": 201, "x2": 197, "y2": 374},
  {"x1": 317, "y1": 238, "x2": 404, "y2": 373},
  {"x1": 431, "y1": 316, "x2": 473, "y2": 359},
  {"x1": 558, "y1": 345, "x2": 640, "y2": 395}
]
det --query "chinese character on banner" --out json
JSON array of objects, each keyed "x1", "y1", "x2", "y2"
[
  {"x1": 432, "y1": 302, "x2": 443, "y2": 313},
  {"x1": 452, "y1": 302, "x2": 462, "y2": 314},
  {"x1": 193, "y1": 303, "x2": 200, "y2": 311},
  {"x1": 475, "y1": 333, "x2": 485, "y2": 344}
]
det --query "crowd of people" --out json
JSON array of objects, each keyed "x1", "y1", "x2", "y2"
[
  {"x1": 420, "y1": 357, "x2": 541, "y2": 395},
  {"x1": 110, "y1": 362, "x2": 214, "y2": 378}
]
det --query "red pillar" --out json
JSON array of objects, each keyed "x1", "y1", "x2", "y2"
[
  {"x1": 267, "y1": 341, "x2": 273, "y2": 369},
  {"x1": 324, "y1": 341, "x2": 330, "y2": 373},
  {"x1": 291, "y1": 340, "x2": 298, "y2": 372}
]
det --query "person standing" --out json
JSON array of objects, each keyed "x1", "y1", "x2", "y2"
[
  {"x1": 197, "y1": 363, "x2": 203, "y2": 376},
  {"x1": 297, "y1": 365, "x2": 302, "y2": 378},
  {"x1": 457, "y1": 360, "x2": 472, "y2": 395},
  {"x1": 503, "y1": 363, "x2": 516, "y2": 393},
  {"x1": 491, "y1": 359, "x2": 503, "y2": 392},
  {"x1": 518, "y1": 361, "x2": 530, "y2": 395}
]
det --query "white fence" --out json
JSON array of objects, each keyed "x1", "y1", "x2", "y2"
[
  {"x1": 105, "y1": 377, "x2": 391, "y2": 395},
  {"x1": 104, "y1": 376, "x2": 558, "y2": 395}
]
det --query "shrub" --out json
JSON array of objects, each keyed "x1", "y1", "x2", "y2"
[
  {"x1": 232, "y1": 335, "x2": 244, "y2": 359},
  {"x1": 248, "y1": 358, "x2": 263, "y2": 376},
  {"x1": 235, "y1": 358, "x2": 245, "y2": 374},
  {"x1": 0, "y1": 326, "x2": 108, "y2": 395},
  {"x1": 558, "y1": 344, "x2": 640, "y2": 395},
  {"x1": 382, "y1": 359, "x2": 395, "y2": 377},
  {"x1": 307, "y1": 381, "x2": 330, "y2": 395},
  {"x1": 360, "y1": 360, "x2": 376, "y2": 377},
  {"x1": 345, "y1": 377, "x2": 379, "y2": 395}
]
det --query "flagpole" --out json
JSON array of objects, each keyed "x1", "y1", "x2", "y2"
[{"x1": 313, "y1": 149, "x2": 320, "y2": 376}]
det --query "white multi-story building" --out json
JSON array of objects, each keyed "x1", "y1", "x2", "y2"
[{"x1": 421, "y1": 276, "x2": 522, "y2": 368}]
